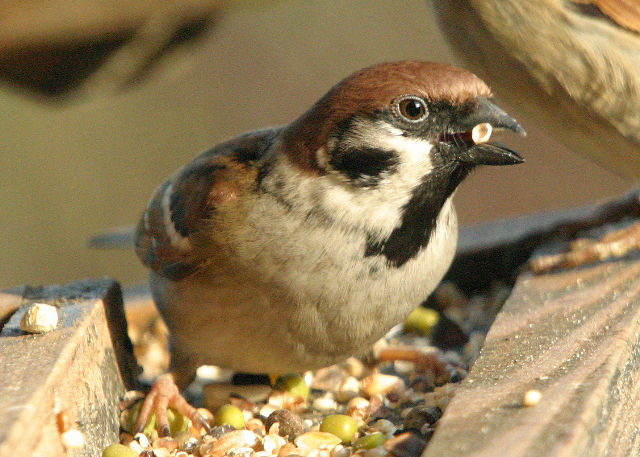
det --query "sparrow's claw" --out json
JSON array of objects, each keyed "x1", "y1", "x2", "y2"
[
  {"x1": 376, "y1": 346, "x2": 449, "y2": 380},
  {"x1": 530, "y1": 221, "x2": 640, "y2": 274},
  {"x1": 134, "y1": 373, "x2": 211, "y2": 437}
]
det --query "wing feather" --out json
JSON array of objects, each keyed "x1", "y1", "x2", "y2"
[
  {"x1": 574, "y1": 0, "x2": 640, "y2": 32},
  {"x1": 134, "y1": 128, "x2": 280, "y2": 280}
]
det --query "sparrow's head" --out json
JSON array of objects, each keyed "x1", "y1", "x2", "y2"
[
  {"x1": 282, "y1": 60, "x2": 524, "y2": 184},
  {"x1": 275, "y1": 61, "x2": 524, "y2": 267}
]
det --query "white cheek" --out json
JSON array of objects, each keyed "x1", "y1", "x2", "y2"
[
  {"x1": 345, "y1": 120, "x2": 434, "y2": 170},
  {"x1": 368, "y1": 123, "x2": 434, "y2": 168},
  {"x1": 319, "y1": 122, "x2": 435, "y2": 235},
  {"x1": 315, "y1": 146, "x2": 329, "y2": 169},
  {"x1": 161, "y1": 183, "x2": 192, "y2": 251}
]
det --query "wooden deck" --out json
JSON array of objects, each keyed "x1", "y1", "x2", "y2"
[
  {"x1": 425, "y1": 258, "x2": 640, "y2": 456},
  {"x1": 426, "y1": 190, "x2": 640, "y2": 457},
  {"x1": 0, "y1": 279, "x2": 138, "y2": 457}
]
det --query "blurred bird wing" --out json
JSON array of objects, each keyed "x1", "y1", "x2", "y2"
[
  {"x1": 573, "y1": 0, "x2": 640, "y2": 32},
  {"x1": 435, "y1": 0, "x2": 640, "y2": 179},
  {"x1": 134, "y1": 128, "x2": 280, "y2": 281},
  {"x1": 88, "y1": 224, "x2": 136, "y2": 248}
]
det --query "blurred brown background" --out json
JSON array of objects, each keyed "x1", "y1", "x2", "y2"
[{"x1": 0, "y1": 0, "x2": 628, "y2": 288}]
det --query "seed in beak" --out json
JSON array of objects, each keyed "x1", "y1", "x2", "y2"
[{"x1": 472, "y1": 123, "x2": 492, "y2": 144}]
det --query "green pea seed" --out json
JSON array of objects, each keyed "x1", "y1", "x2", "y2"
[
  {"x1": 102, "y1": 443, "x2": 138, "y2": 457},
  {"x1": 125, "y1": 400, "x2": 155, "y2": 436},
  {"x1": 353, "y1": 432, "x2": 386, "y2": 449},
  {"x1": 404, "y1": 307, "x2": 439, "y2": 335},
  {"x1": 274, "y1": 374, "x2": 310, "y2": 400},
  {"x1": 319, "y1": 414, "x2": 357, "y2": 444},
  {"x1": 125, "y1": 401, "x2": 190, "y2": 436},
  {"x1": 214, "y1": 404, "x2": 246, "y2": 429},
  {"x1": 167, "y1": 408, "x2": 191, "y2": 434}
]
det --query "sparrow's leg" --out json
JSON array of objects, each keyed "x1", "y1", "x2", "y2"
[
  {"x1": 135, "y1": 349, "x2": 211, "y2": 437},
  {"x1": 134, "y1": 372, "x2": 211, "y2": 437},
  {"x1": 530, "y1": 221, "x2": 640, "y2": 274},
  {"x1": 375, "y1": 346, "x2": 448, "y2": 380}
]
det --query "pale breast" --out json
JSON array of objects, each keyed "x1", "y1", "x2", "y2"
[{"x1": 163, "y1": 192, "x2": 458, "y2": 373}]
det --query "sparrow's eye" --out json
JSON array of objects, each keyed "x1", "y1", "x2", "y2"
[{"x1": 397, "y1": 97, "x2": 428, "y2": 122}]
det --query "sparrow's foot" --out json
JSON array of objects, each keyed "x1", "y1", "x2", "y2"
[
  {"x1": 135, "y1": 373, "x2": 211, "y2": 437},
  {"x1": 376, "y1": 346, "x2": 449, "y2": 380},
  {"x1": 530, "y1": 221, "x2": 640, "y2": 274}
]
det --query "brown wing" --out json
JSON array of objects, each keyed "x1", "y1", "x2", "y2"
[
  {"x1": 573, "y1": 0, "x2": 640, "y2": 32},
  {"x1": 134, "y1": 127, "x2": 280, "y2": 281}
]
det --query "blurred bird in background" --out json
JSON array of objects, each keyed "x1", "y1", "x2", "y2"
[{"x1": 430, "y1": 0, "x2": 640, "y2": 271}]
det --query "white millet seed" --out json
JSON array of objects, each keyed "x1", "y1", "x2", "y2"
[
  {"x1": 20, "y1": 303, "x2": 58, "y2": 333},
  {"x1": 60, "y1": 429, "x2": 84, "y2": 450},
  {"x1": 472, "y1": 122, "x2": 492, "y2": 144},
  {"x1": 522, "y1": 389, "x2": 542, "y2": 407}
]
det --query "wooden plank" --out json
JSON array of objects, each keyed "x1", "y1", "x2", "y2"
[
  {"x1": 424, "y1": 257, "x2": 640, "y2": 457},
  {"x1": 0, "y1": 279, "x2": 139, "y2": 457}
]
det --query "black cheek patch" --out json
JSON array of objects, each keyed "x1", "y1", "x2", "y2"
[{"x1": 329, "y1": 147, "x2": 399, "y2": 187}]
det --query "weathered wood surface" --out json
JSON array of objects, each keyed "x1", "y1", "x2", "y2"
[
  {"x1": 425, "y1": 255, "x2": 640, "y2": 457},
  {"x1": 0, "y1": 279, "x2": 138, "y2": 457}
]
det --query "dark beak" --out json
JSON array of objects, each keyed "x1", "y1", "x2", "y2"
[
  {"x1": 460, "y1": 142, "x2": 524, "y2": 166},
  {"x1": 457, "y1": 97, "x2": 526, "y2": 135},
  {"x1": 453, "y1": 97, "x2": 525, "y2": 166}
]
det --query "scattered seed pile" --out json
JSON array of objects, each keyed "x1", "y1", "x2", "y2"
[{"x1": 105, "y1": 281, "x2": 510, "y2": 457}]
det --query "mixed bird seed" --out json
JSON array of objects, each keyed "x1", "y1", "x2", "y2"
[{"x1": 105, "y1": 281, "x2": 510, "y2": 457}]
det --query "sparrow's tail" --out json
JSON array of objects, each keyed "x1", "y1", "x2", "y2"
[{"x1": 88, "y1": 224, "x2": 136, "y2": 249}]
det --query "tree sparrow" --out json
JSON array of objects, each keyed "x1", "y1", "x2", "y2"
[
  {"x1": 132, "y1": 60, "x2": 524, "y2": 434},
  {"x1": 430, "y1": 0, "x2": 640, "y2": 271}
]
